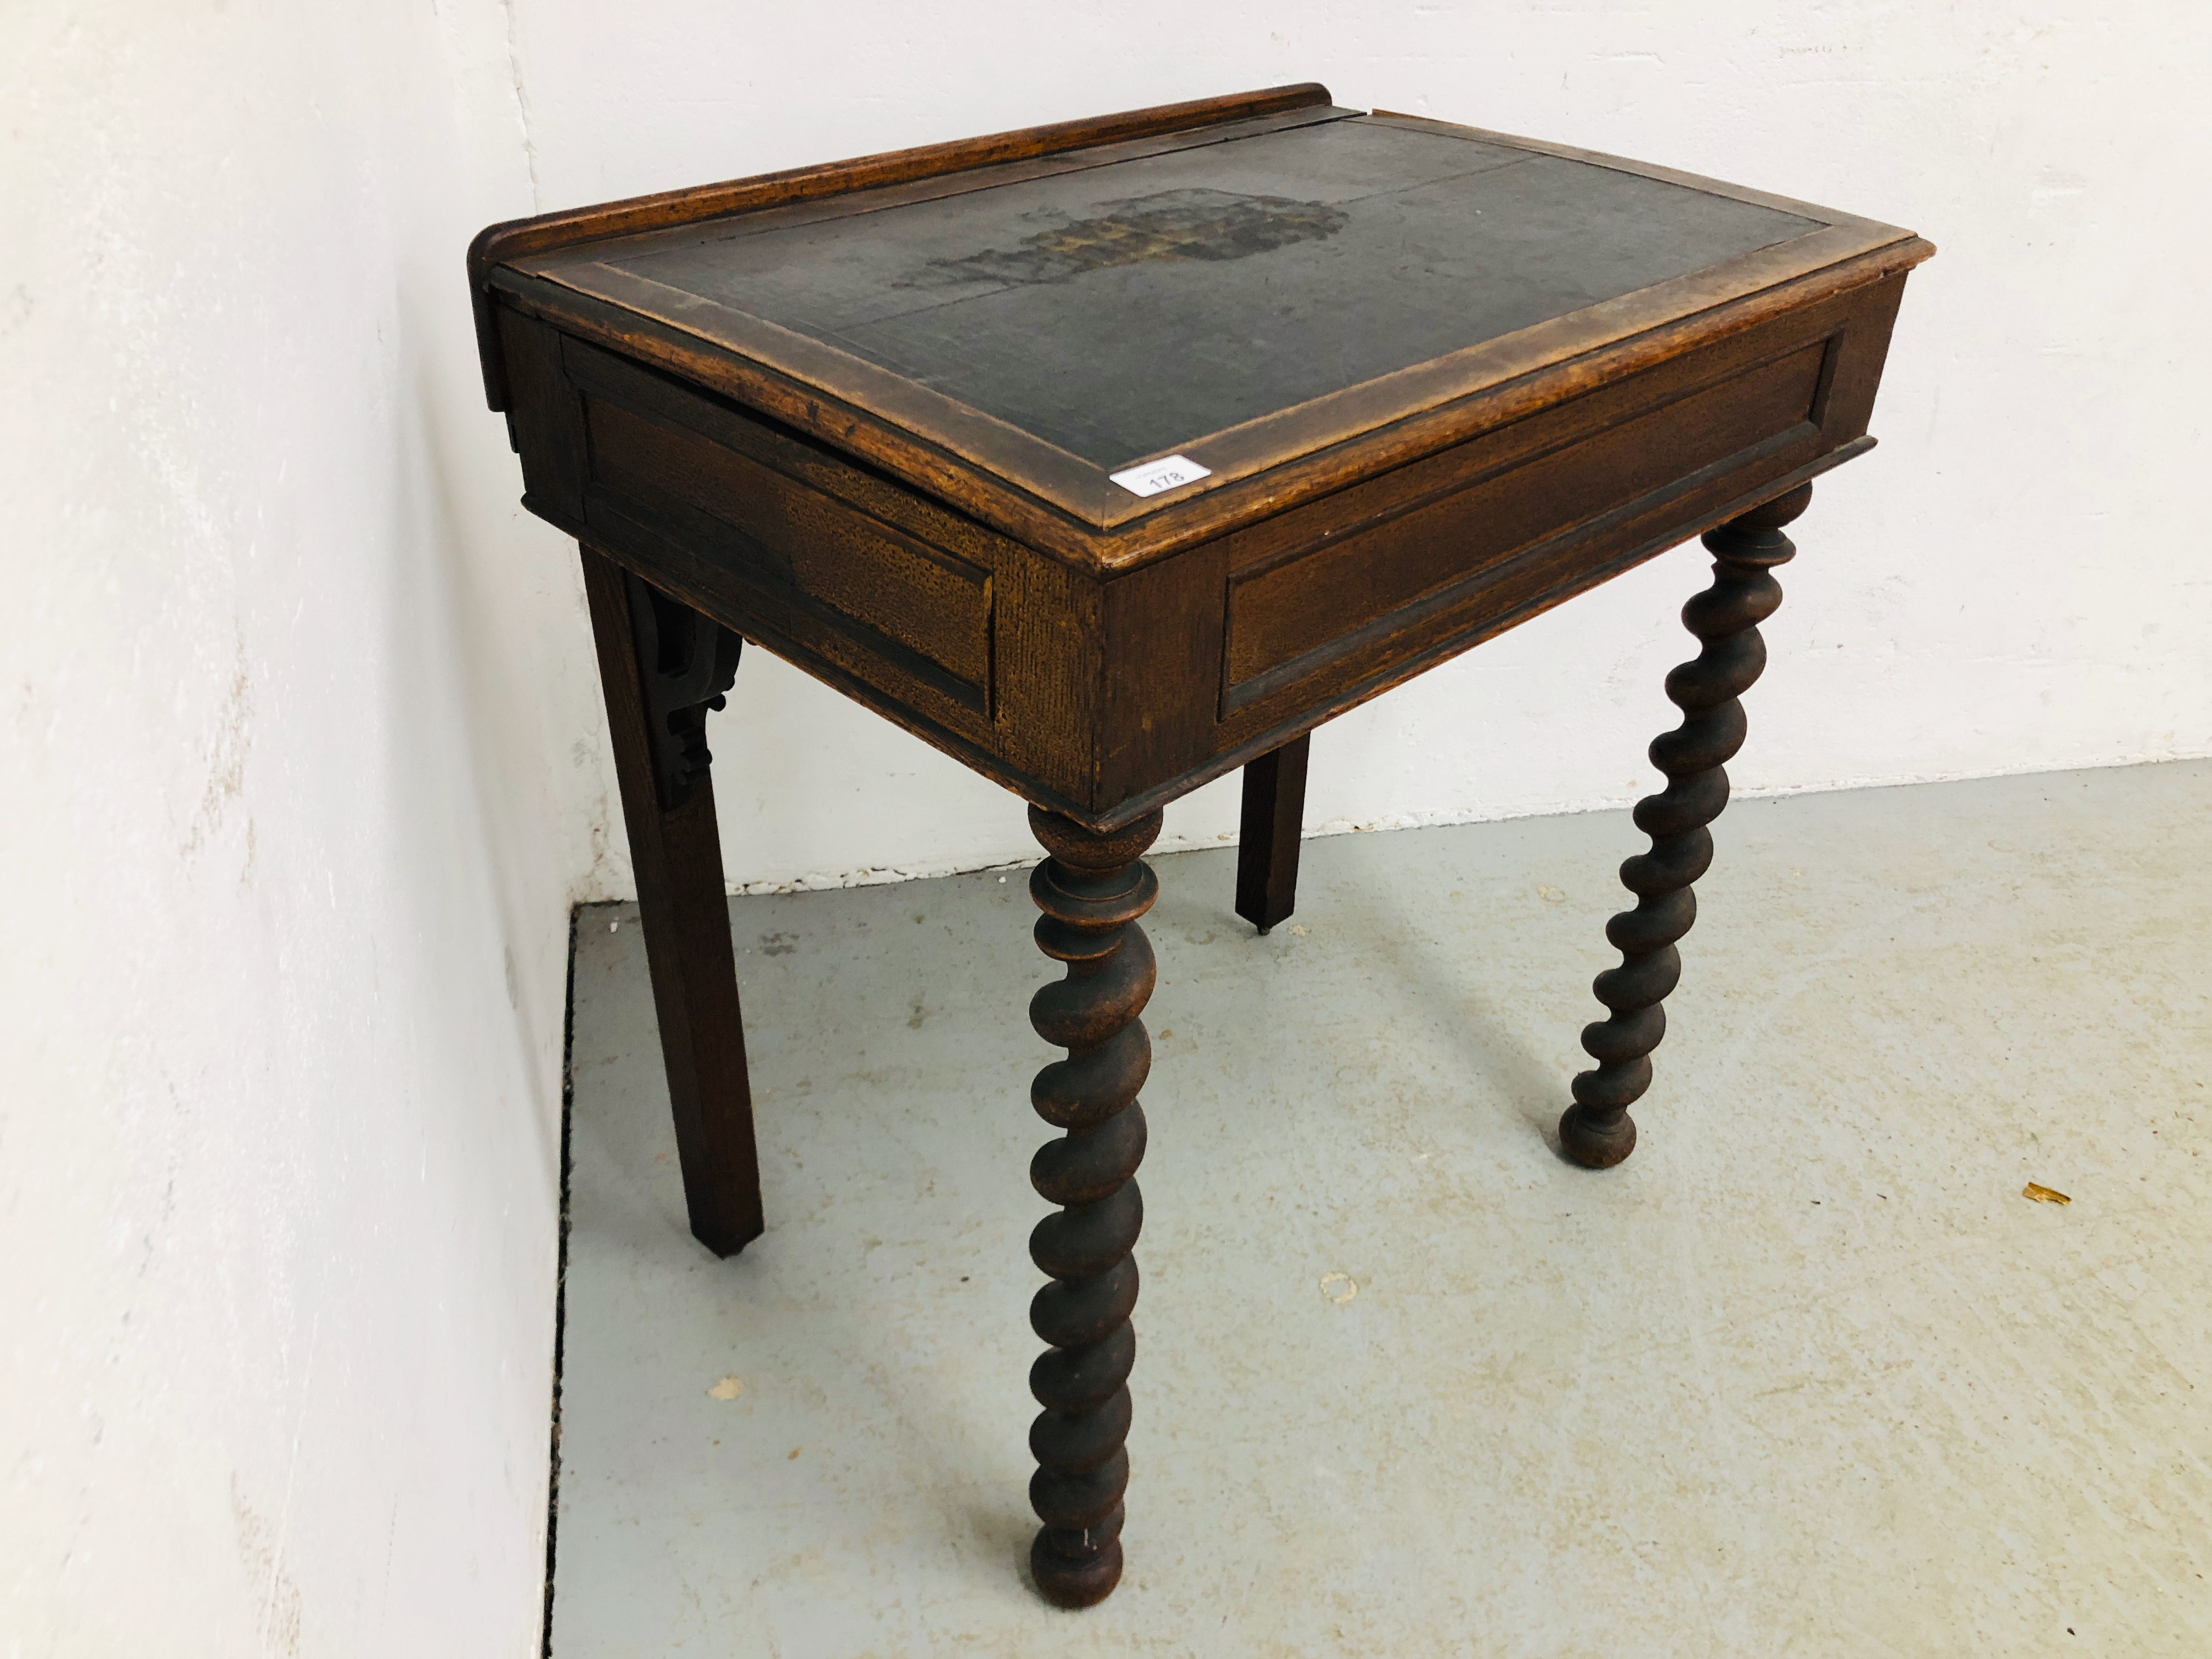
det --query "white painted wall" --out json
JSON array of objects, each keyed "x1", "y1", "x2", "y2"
[
  {"x1": 5, "y1": 4, "x2": 2207, "y2": 1656},
  {"x1": 1, "y1": 5, "x2": 595, "y2": 1655}
]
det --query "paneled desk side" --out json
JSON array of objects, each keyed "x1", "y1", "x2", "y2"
[{"x1": 485, "y1": 257, "x2": 1922, "y2": 827}]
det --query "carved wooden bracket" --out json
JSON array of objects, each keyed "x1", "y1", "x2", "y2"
[{"x1": 624, "y1": 571, "x2": 743, "y2": 812}]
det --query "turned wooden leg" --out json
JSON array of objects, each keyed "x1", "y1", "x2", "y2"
[
  {"x1": 1023, "y1": 804, "x2": 1161, "y2": 1608},
  {"x1": 580, "y1": 546, "x2": 764, "y2": 1255},
  {"x1": 1236, "y1": 733, "x2": 1310, "y2": 934},
  {"x1": 1559, "y1": 484, "x2": 1810, "y2": 1170}
]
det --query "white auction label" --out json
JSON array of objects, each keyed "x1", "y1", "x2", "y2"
[{"x1": 1108, "y1": 455, "x2": 1212, "y2": 498}]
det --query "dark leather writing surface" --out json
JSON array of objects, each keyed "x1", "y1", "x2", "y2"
[{"x1": 576, "y1": 119, "x2": 1817, "y2": 467}]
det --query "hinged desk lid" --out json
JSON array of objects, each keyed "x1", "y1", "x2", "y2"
[{"x1": 478, "y1": 88, "x2": 1928, "y2": 541}]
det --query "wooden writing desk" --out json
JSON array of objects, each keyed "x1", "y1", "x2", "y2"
[{"x1": 469, "y1": 84, "x2": 1931, "y2": 1607}]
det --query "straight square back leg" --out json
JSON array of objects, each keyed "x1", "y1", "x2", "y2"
[
  {"x1": 1235, "y1": 733, "x2": 1311, "y2": 934},
  {"x1": 579, "y1": 545, "x2": 765, "y2": 1256}
]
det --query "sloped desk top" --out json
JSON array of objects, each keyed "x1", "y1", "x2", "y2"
[{"x1": 473, "y1": 84, "x2": 1930, "y2": 573}]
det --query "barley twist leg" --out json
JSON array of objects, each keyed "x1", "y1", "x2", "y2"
[
  {"x1": 1023, "y1": 805, "x2": 1162, "y2": 1607},
  {"x1": 1559, "y1": 484, "x2": 1810, "y2": 1169}
]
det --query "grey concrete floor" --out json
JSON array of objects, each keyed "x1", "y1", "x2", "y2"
[{"x1": 549, "y1": 762, "x2": 2211, "y2": 1658}]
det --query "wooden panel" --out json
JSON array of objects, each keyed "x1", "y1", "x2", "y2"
[
  {"x1": 1207, "y1": 440, "x2": 1858, "y2": 763},
  {"x1": 1098, "y1": 545, "x2": 1228, "y2": 806},
  {"x1": 572, "y1": 490, "x2": 1016, "y2": 781},
  {"x1": 989, "y1": 539, "x2": 1101, "y2": 811},
  {"x1": 496, "y1": 309, "x2": 587, "y2": 518},
  {"x1": 492, "y1": 319, "x2": 1113, "y2": 811},
  {"x1": 1223, "y1": 336, "x2": 1830, "y2": 708},
  {"x1": 586, "y1": 397, "x2": 992, "y2": 697},
  {"x1": 1020, "y1": 434, "x2": 1857, "y2": 828},
  {"x1": 556, "y1": 330, "x2": 1032, "y2": 571},
  {"x1": 559, "y1": 336, "x2": 1004, "y2": 724},
  {"x1": 1803, "y1": 266, "x2": 1905, "y2": 443}
]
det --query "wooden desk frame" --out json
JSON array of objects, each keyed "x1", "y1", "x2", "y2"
[{"x1": 470, "y1": 84, "x2": 1931, "y2": 1607}]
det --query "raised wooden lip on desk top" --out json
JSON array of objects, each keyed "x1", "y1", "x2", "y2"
[{"x1": 476, "y1": 91, "x2": 1933, "y2": 576}]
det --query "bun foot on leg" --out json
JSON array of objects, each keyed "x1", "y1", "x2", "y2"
[
  {"x1": 1559, "y1": 1103, "x2": 1638, "y2": 1169},
  {"x1": 1030, "y1": 1505, "x2": 1125, "y2": 1609}
]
